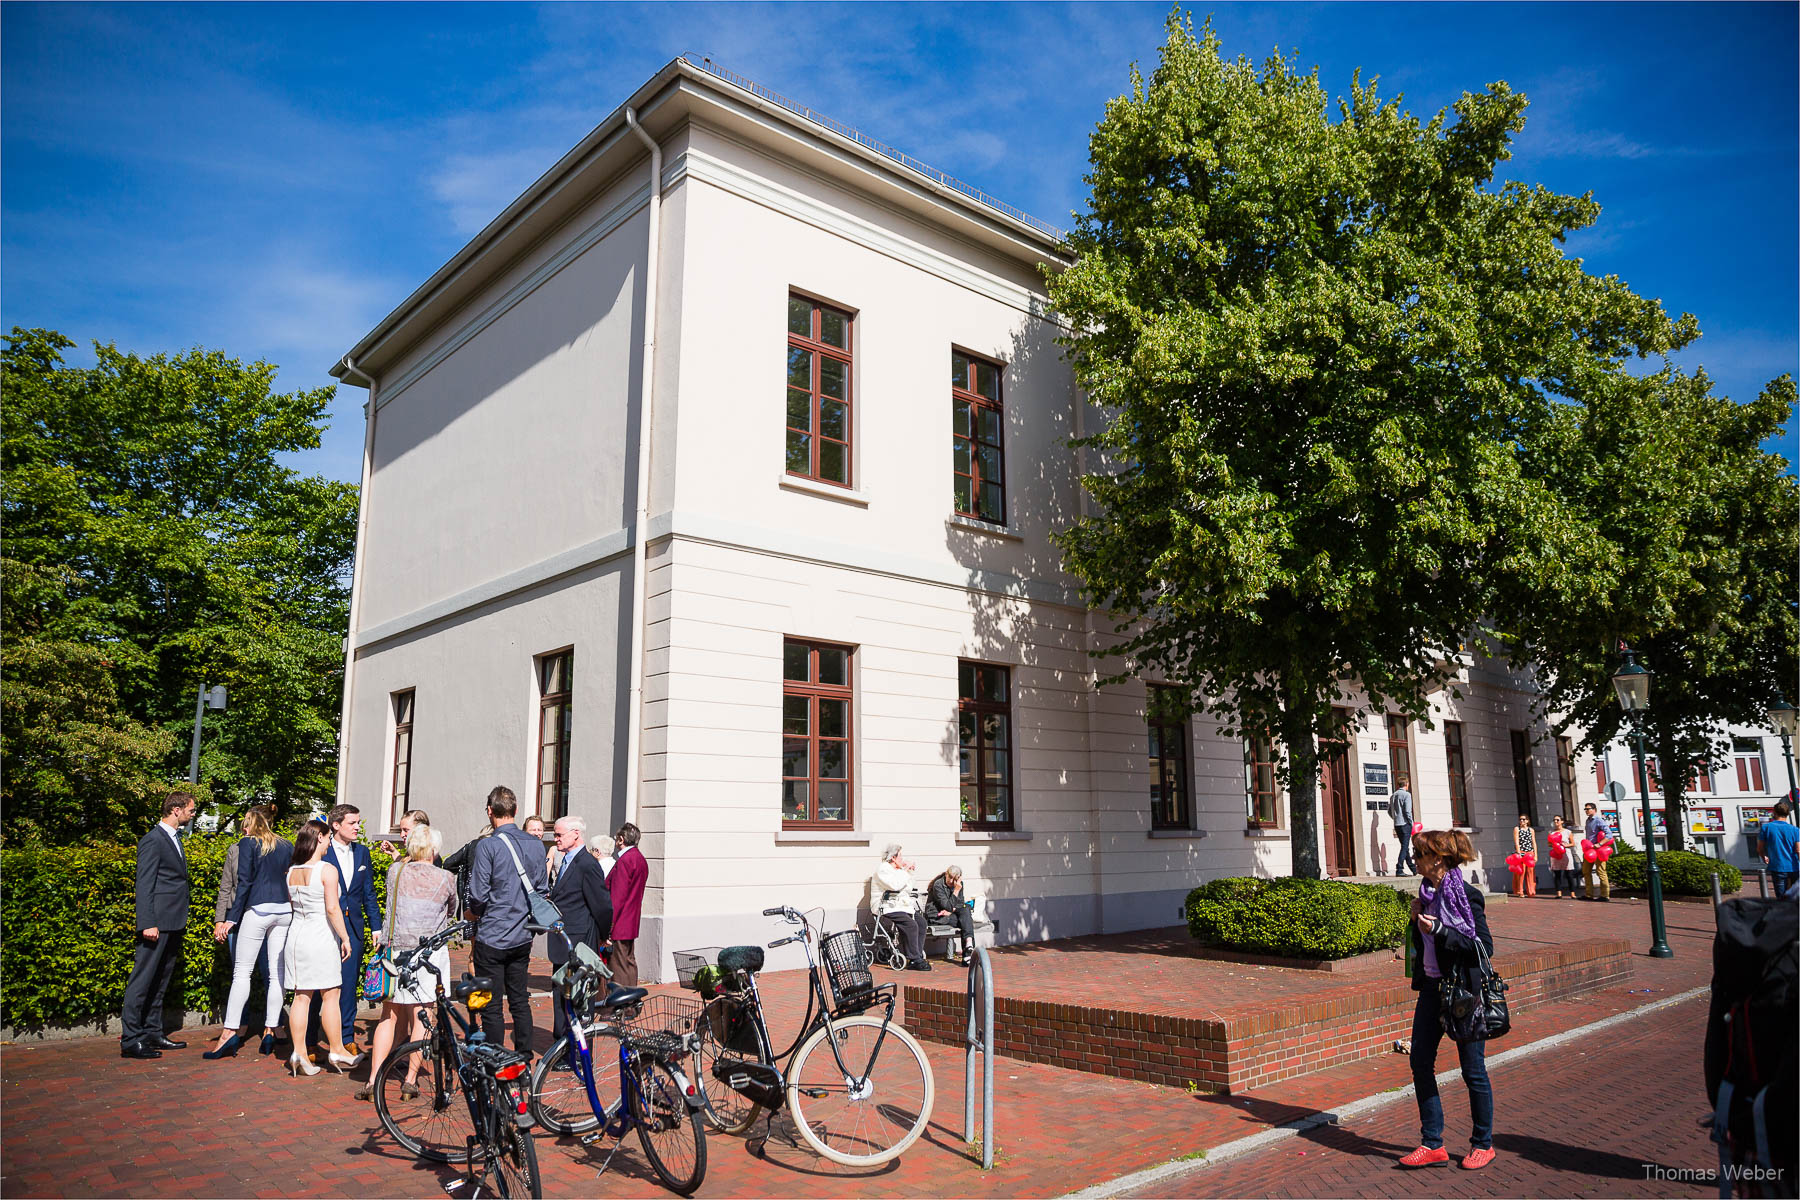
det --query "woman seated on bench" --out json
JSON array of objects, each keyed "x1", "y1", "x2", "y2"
[{"x1": 927, "y1": 865, "x2": 977, "y2": 965}]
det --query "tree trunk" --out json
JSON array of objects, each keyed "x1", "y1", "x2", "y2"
[
  {"x1": 1282, "y1": 697, "x2": 1322, "y2": 880},
  {"x1": 1656, "y1": 723, "x2": 1688, "y2": 853}
]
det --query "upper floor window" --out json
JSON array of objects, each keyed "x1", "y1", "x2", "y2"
[
  {"x1": 1595, "y1": 753, "x2": 1610, "y2": 793},
  {"x1": 1631, "y1": 753, "x2": 1662, "y2": 793},
  {"x1": 786, "y1": 294, "x2": 853, "y2": 486},
  {"x1": 951, "y1": 351, "x2": 1006, "y2": 523},
  {"x1": 1556, "y1": 736, "x2": 1578, "y2": 820},
  {"x1": 1734, "y1": 739, "x2": 1766, "y2": 793},
  {"x1": 391, "y1": 690, "x2": 415, "y2": 829},
  {"x1": 958, "y1": 661, "x2": 1012, "y2": 830},
  {"x1": 1147, "y1": 686, "x2": 1191, "y2": 830},
  {"x1": 1445, "y1": 721, "x2": 1470, "y2": 827},
  {"x1": 1245, "y1": 732, "x2": 1281, "y2": 828},
  {"x1": 537, "y1": 650, "x2": 573, "y2": 820},
  {"x1": 1510, "y1": 729, "x2": 1536, "y2": 822},
  {"x1": 782, "y1": 639, "x2": 854, "y2": 826},
  {"x1": 1386, "y1": 714, "x2": 1413, "y2": 793}
]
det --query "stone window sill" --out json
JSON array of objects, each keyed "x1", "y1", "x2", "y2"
[
  {"x1": 778, "y1": 475, "x2": 869, "y2": 507},
  {"x1": 1149, "y1": 829, "x2": 1208, "y2": 840},
  {"x1": 775, "y1": 830, "x2": 870, "y2": 844},
  {"x1": 957, "y1": 829, "x2": 1032, "y2": 843},
  {"x1": 947, "y1": 514, "x2": 1022, "y2": 541},
  {"x1": 1243, "y1": 828, "x2": 1290, "y2": 840}
]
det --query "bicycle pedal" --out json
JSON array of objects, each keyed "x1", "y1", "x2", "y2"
[{"x1": 799, "y1": 1087, "x2": 829, "y2": 1099}]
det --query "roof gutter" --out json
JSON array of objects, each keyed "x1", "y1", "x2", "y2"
[
  {"x1": 621, "y1": 107, "x2": 662, "y2": 832},
  {"x1": 334, "y1": 355, "x2": 378, "y2": 805}
]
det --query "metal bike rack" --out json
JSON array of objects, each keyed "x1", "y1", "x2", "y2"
[{"x1": 964, "y1": 946, "x2": 995, "y2": 1170}]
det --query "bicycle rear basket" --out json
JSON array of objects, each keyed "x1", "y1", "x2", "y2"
[
  {"x1": 618, "y1": 993, "x2": 705, "y2": 1061},
  {"x1": 673, "y1": 946, "x2": 723, "y2": 994},
  {"x1": 820, "y1": 929, "x2": 875, "y2": 1009}
]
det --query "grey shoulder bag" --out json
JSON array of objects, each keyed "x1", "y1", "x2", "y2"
[{"x1": 498, "y1": 832, "x2": 564, "y2": 932}]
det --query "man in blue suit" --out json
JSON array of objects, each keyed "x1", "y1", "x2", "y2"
[{"x1": 308, "y1": 803, "x2": 383, "y2": 1053}]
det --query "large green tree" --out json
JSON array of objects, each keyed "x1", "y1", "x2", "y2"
[
  {"x1": 1504, "y1": 369, "x2": 1799, "y2": 850},
  {"x1": 1046, "y1": 17, "x2": 1694, "y2": 876},
  {"x1": 1, "y1": 328, "x2": 357, "y2": 841}
]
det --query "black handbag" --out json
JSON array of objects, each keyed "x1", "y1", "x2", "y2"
[{"x1": 1438, "y1": 939, "x2": 1510, "y2": 1043}]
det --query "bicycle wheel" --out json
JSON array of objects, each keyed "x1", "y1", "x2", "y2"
[
  {"x1": 529, "y1": 1033, "x2": 622, "y2": 1136},
  {"x1": 484, "y1": 1101, "x2": 541, "y2": 1199},
  {"x1": 631, "y1": 1058, "x2": 707, "y2": 1196},
  {"x1": 692, "y1": 1000, "x2": 760, "y2": 1135},
  {"x1": 375, "y1": 1037, "x2": 472, "y2": 1164},
  {"x1": 786, "y1": 1015, "x2": 934, "y2": 1167}
]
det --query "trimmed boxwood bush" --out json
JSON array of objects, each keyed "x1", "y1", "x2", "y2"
[
  {"x1": 1183, "y1": 875, "x2": 1411, "y2": 959},
  {"x1": 1606, "y1": 850, "x2": 1741, "y2": 895},
  {"x1": 1, "y1": 833, "x2": 398, "y2": 1031}
]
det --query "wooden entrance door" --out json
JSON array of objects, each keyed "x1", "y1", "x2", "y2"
[{"x1": 1320, "y1": 712, "x2": 1356, "y2": 877}]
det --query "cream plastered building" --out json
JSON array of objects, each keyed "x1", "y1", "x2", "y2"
[{"x1": 330, "y1": 59, "x2": 1595, "y2": 981}]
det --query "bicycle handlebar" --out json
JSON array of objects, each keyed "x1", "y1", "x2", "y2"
[{"x1": 762, "y1": 906, "x2": 789, "y2": 917}]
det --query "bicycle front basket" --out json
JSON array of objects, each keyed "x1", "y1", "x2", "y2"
[{"x1": 820, "y1": 930, "x2": 875, "y2": 1009}]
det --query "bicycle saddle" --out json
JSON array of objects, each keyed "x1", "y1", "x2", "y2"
[
  {"x1": 453, "y1": 974, "x2": 495, "y2": 1000},
  {"x1": 718, "y1": 944, "x2": 764, "y2": 974},
  {"x1": 601, "y1": 982, "x2": 648, "y2": 1009}
]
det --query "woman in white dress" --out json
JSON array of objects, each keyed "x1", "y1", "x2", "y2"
[
  {"x1": 356, "y1": 824, "x2": 458, "y2": 1101},
  {"x1": 283, "y1": 821, "x2": 362, "y2": 1076}
]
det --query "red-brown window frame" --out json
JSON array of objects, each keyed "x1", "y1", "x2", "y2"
[
  {"x1": 959, "y1": 661, "x2": 1013, "y2": 831},
  {"x1": 1147, "y1": 685, "x2": 1192, "y2": 830},
  {"x1": 1386, "y1": 714, "x2": 1413, "y2": 794},
  {"x1": 390, "y1": 690, "x2": 415, "y2": 830},
  {"x1": 1595, "y1": 753, "x2": 1610, "y2": 793},
  {"x1": 1445, "y1": 721, "x2": 1470, "y2": 827},
  {"x1": 1734, "y1": 740, "x2": 1765, "y2": 793},
  {"x1": 1245, "y1": 732, "x2": 1281, "y2": 828},
  {"x1": 537, "y1": 650, "x2": 572, "y2": 821},
  {"x1": 1632, "y1": 753, "x2": 1662, "y2": 794},
  {"x1": 951, "y1": 350, "x2": 1006, "y2": 524},
  {"x1": 782, "y1": 639, "x2": 854, "y2": 828},
  {"x1": 786, "y1": 294, "x2": 854, "y2": 487}
]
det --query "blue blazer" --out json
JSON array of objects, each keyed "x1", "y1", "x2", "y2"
[{"x1": 324, "y1": 841, "x2": 383, "y2": 937}]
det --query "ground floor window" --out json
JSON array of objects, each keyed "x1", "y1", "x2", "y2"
[
  {"x1": 783, "y1": 639, "x2": 853, "y2": 826},
  {"x1": 959, "y1": 661, "x2": 1013, "y2": 830}
]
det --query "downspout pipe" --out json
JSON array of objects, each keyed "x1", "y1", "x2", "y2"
[
  {"x1": 335, "y1": 356, "x2": 378, "y2": 806},
  {"x1": 622, "y1": 107, "x2": 662, "y2": 830}
]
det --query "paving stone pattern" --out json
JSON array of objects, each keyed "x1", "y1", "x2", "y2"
[{"x1": 0, "y1": 895, "x2": 1725, "y2": 1198}]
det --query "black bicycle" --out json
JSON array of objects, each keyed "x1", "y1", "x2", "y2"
[
  {"x1": 526, "y1": 933, "x2": 708, "y2": 1195},
  {"x1": 372, "y1": 922, "x2": 541, "y2": 1199},
  {"x1": 680, "y1": 905, "x2": 935, "y2": 1166}
]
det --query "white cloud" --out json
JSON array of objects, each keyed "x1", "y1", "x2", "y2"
[{"x1": 430, "y1": 146, "x2": 569, "y2": 237}]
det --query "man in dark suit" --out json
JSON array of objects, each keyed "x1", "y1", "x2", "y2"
[
  {"x1": 309, "y1": 803, "x2": 382, "y2": 1053},
  {"x1": 607, "y1": 822, "x2": 648, "y2": 988},
  {"x1": 121, "y1": 791, "x2": 197, "y2": 1059},
  {"x1": 547, "y1": 816, "x2": 612, "y2": 1038}
]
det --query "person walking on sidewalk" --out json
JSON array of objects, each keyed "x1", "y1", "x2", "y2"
[
  {"x1": 1581, "y1": 802, "x2": 1612, "y2": 902},
  {"x1": 1759, "y1": 801, "x2": 1799, "y2": 896},
  {"x1": 1389, "y1": 782, "x2": 1416, "y2": 876},
  {"x1": 1547, "y1": 815, "x2": 1580, "y2": 899},
  {"x1": 468, "y1": 786, "x2": 546, "y2": 1057},
  {"x1": 1400, "y1": 829, "x2": 1497, "y2": 1171},
  {"x1": 121, "y1": 791, "x2": 197, "y2": 1060},
  {"x1": 1509, "y1": 814, "x2": 1539, "y2": 896}
]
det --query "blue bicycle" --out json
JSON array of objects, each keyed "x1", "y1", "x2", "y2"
[{"x1": 526, "y1": 935, "x2": 708, "y2": 1196}]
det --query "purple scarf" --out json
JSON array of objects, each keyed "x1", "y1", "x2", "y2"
[{"x1": 1418, "y1": 867, "x2": 1477, "y2": 979}]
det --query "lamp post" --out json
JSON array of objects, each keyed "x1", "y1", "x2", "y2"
[
  {"x1": 1612, "y1": 650, "x2": 1672, "y2": 959},
  {"x1": 1770, "y1": 695, "x2": 1799, "y2": 797},
  {"x1": 187, "y1": 683, "x2": 227, "y2": 784}
]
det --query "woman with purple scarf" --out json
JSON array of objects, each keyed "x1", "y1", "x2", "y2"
[{"x1": 1399, "y1": 829, "x2": 1497, "y2": 1171}]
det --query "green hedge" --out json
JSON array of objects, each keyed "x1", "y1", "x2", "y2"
[
  {"x1": 1, "y1": 833, "x2": 398, "y2": 1031},
  {"x1": 1606, "y1": 850, "x2": 1742, "y2": 896},
  {"x1": 1183, "y1": 875, "x2": 1411, "y2": 960}
]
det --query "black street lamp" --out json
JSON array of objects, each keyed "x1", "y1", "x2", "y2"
[
  {"x1": 1611, "y1": 650, "x2": 1672, "y2": 959},
  {"x1": 1770, "y1": 695, "x2": 1799, "y2": 799}
]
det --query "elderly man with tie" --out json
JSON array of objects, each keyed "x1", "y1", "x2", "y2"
[{"x1": 547, "y1": 815, "x2": 612, "y2": 1037}]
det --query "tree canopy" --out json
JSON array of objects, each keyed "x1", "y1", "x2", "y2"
[
  {"x1": 1, "y1": 328, "x2": 356, "y2": 842},
  {"x1": 1046, "y1": 16, "x2": 1699, "y2": 876}
]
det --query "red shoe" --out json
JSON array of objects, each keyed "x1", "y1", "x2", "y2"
[
  {"x1": 1461, "y1": 1147, "x2": 1496, "y2": 1170},
  {"x1": 1399, "y1": 1146, "x2": 1450, "y2": 1168}
]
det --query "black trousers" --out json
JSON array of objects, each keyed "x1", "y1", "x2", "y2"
[
  {"x1": 937, "y1": 907, "x2": 976, "y2": 956},
  {"x1": 882, "y1": 911, "x2": 927, "y2": 962},
  {"x1": 121, "y1": 929, "x2": 184, "y2": 1045},
  {"x1": 473, "y1": 940, "x2": 534, "y2": 1056}
]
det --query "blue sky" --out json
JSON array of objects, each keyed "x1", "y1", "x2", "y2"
[{"x1": 3, "y1": 2, "x2": 1795, "y2": 483}]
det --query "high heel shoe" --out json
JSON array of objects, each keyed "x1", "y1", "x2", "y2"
[
  {"x1": 326, "y1": 1050, "x2": 365, "y2": 1073},
  {"x1": 258, "y1": 1034, "x2": 276, "y2": 1056},
  {"x1": 287, "y1": 1052, "x2": 322, "y2": 1077},
  {"x1": 203, "y1": 1033, "x2": 245, "y2": 1060}
]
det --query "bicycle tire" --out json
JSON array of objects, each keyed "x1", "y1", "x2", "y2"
[
  {"x1": 484, "y1": 1099, "x2": 541, "y2": 1199},
  {"x1": 786, "y1": 1015, "x2": 934, "y2": 1167},
  {"x1": 528, "y1": 1033, "x2": 622, "y2": 1136},
  {"x1": 692, "y1": 1000, "x2": 760, "y2": 1135},
  {"x1": 631, "y1": 1058, "x2": 708, "y2": 1196},
  {"x1": 374, "y1": 1037, "x2": 472, "y2": 1164}
]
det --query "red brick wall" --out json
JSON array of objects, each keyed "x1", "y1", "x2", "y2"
[{"x1": 905, "y1": 937, "x2": 1631, "y2": 1094}]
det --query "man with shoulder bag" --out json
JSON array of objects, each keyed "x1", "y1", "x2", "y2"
[{"x1": 468, "y1": 787, "x2": 549, "y2": 1056}]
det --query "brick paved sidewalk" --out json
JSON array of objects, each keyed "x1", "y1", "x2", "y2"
[
  {"x1": 1112, "y1": 994, "x2": 1717, "y2": 1199},
  {"x1": 0, "y1": 895, "x2": 1725, "y2": 1198}
]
